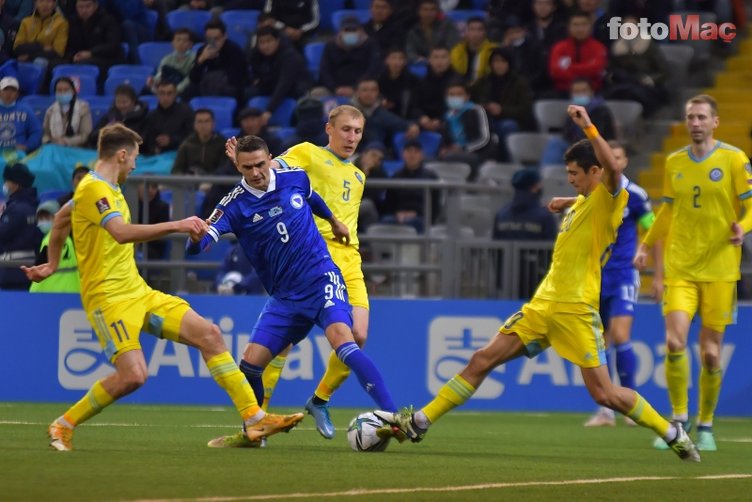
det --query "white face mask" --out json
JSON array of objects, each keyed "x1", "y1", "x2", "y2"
[
  {"x1": 446, "y1": 96, "x2": 466, "y2": 110},
  {"x1": 2, "y1": 183, "x2": 9, "y2": 197},
  {"x1": 342, "y1": 32, "x2": 360, "y2": 47}
]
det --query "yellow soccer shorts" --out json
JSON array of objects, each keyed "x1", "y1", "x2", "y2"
[
  {"x1": 88, "y1": 289, "x2": 191, "y2": 363},
  {"x1": 330, "y1": 244, "x2": 369, "y2": 310},
  {"x1": 663, "y1": 280, "x2": 737, "y2": 332},
  {"x1": 499, "y1": 298, "x2": 606, "y2": 368}
]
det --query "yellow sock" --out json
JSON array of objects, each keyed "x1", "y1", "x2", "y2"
[
  {"x1": 698, "y1": 366, "x2": 722, "y2": 425},
  {"x1": 314, "y1": 351, "x2": 351, "y2": 402},
  {"x1": 423, "y1": 375, "x2": 476, "y2": 424},
  {"x1": 63, "y1": 380, "x2": 115, "y2": 427},
  {"x1": 626, "y1": 392, "x2": 671, "y2": 437},
  {"x1": 261, "y1": 355, "x2": 287, "y2": 411},
  {"x1": 207, "y1": 352, "x2": 260, "y2": 420},
  {"x1": 665, "y1": 349, "x2": 689, "y2": 418}
]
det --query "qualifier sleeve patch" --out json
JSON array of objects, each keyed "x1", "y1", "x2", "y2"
[
  {"x1": 208, "y1": 208, "x2": 224, "y2": 224},
  {"x1": 95, "y1": 197, "x2": 110, "y2": 214}
]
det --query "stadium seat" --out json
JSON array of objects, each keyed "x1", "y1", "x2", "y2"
[
  {"x1": 108, "y1": 64, "x2": 153, "y2": 78},
  {"x1": 104, "y1": 74, "x2": 149, "y2": 96},
  {"x1": 20, "y1": 95, "x2": 53, "y2": 122},
  {"x1": 39, "y1": 189, "x2": 68, "y2": 203},
  {"x1": 144, "y1": 9, "x2": 158, "y2": 38},
  {"x1": 445, "y1": 9, "x2": 488, "y2": 23},
  {"x1": 304, "y1": 42, "x2": 325, "y2": 81},
  {"x1": 605, "y1": 100, "x2": 643, "y2": 145},
  {"x1": 657, "y1": 44, "x2": 693, "y2": 104},
  {"x1": 533, "y1": 99, "x2": 569, "y2": 133},
  {"x1": 189, "y1": 96, "x2": 237, "y2": 130},
  {"x1": 220, "y1": 10, "x2": 259, "y2": 49},
  {"x1": 459, "y1": 194, "x2": 497, "y2": 238},
  {"x1": 220, "y1": 127, "x2": 240, "y2": 138},
  {"x1": 506, "y1": 132, "x2": 557, "y2": 166},
  {"x1": 425, "y1": 161, "x2": 471, "y2": 182},
  {"x1": 17, "y1": 62, "x2": 43, "y2": 95},
  {"x1": 408, "y1": 61, "x2": 427, "y2": 78},
  {"x1": 139, "y1": 94, "x2": 158, "y2": 111},
  {"x1": 353, "y1": 0, "x2": 371, "y2": 8},
  {"x1": 86, "y1": 96, "x2": 114, "y2": 125},
  {"x1": 365, "y1": 223, "x2": 421, "y2": 297},
  {"x1": 331, "y1": 9, "x2": 371, "y2": 32},
  {"x1": 166, "y1": 10, "x2": 212, "y2": 40},
  {"x1": 541, "y1": 175, "x2": 575, "y2": 198},
  {"x1": 319, "y1": 0, "x2": 345, "y2": 32},
  {"x1": 275, "y1": 126, "x2": 296, "y2": 144},
  {"x1": 137, "y1": 41, "x2": 173, "y2": 69},
  {"x1": 52, "y1": 64, "x2": 99, "y2": 81},
  {"x1": 247, "y1": 96, "x2": 296, "y2": 127},
  {"x1": 477, "y1": 161, "x2": 520, "y2": 188},
  {"x1": 382, "y1": 160, "x2": 402, "y2": 177},
  {"x1": 49, "y1": 73, "x2": 97, "y2": 96},
  {"x1": 471, "y1": 0, "x2": 490, "y2": 8},
  {"x1": 392, "y1": 131, "x2": 442, "y2": 160}
]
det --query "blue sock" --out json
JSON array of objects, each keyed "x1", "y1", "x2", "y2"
[
  {"x1": 614, "y1": 341, "x2": 636, "y2": 389},
  {"x1": 335, "y1": 342, "x2": 396, "y2": 412},
  {"x1": 239, "y1": 360, "x2": 265, "y2": 406}
]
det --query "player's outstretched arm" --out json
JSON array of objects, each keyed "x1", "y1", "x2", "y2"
[
  {"x1": 567, "y1": 105, "x2": 621, "y2": 193},
  {"x1": 105, "y1": 215, "x2": 207, "y2": 245},
  {"x1": 21, "y1": 202, "x2": 72, "y2": 282},
  {"x1": 548, "y1": 196, "x2": 577, "y2": 213}
]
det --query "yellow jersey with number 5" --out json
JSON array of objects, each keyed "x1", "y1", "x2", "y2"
[
  {"x1": 275, "y1": 142, "x2": 365, "y2": 250},
  {"x1": 662, "y1": 142, "x2": 752, "y2": 282},
  {"x1": 535, "y1": 182, "x2": 627, "y2": 309},
  {"x1": 72, "y1": 173, "x2": 149, "y2": 311}
]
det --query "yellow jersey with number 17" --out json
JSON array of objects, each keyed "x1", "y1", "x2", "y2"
[
  {"x1": 72, "y1": 173, "x2": 149, "y2": 311},
  {"x1": 662, "y1": 141, "x2": 752, "y2": 282},
  {"x1": 275, "y1": 142, "x2": 365, "y2": 250},
  {"x1": 535, "y1": 182, "x2": 627, "y2": 309}
]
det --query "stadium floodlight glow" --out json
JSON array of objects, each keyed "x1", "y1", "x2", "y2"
[{"x1": 607, "y1": 15, "x2": 737, "y2": 43}]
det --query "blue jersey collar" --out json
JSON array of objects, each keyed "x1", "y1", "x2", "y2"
[{"x1": 688, "y1": 141, "x2": 720, "y2": 163}]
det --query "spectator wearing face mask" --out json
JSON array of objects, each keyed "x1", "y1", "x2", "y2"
[
  {"x1": 318, "y1": 16, "x2": 381, "y2": 98},
  {"x1": 42, "y1": 76, "x2": 93, "y2": 147},
  {"x1": 29, "y1": 199, "x2": 80, "y2": 292}
]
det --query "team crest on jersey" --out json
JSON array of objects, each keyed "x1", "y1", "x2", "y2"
[
  {"x1": 269, "y1": 206, "x2": 282, "y2": 217},
  {"x1": 709, "y1": 168, "x2": 723, "y2": 182},
  {"x1": 208, "y1": 208, "x2": 224, "y2": 224},
  {"x1": 290, "y1": 193, "x2": 304, "y2": 209},
  {"x1": 95, "y1": 197, "x2": 110, "y2": 214},
  {"x1": 354, "y1": 172, "x2": 363, "y2": 184}
]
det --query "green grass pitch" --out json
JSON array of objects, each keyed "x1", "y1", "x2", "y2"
[{"x1": 1, "y1": 403, "x2": 750, "y2": 501}]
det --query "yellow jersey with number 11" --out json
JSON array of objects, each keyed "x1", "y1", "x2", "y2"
[{"x1": 275, "y1": 142, "x2": 365, "y2": 250}]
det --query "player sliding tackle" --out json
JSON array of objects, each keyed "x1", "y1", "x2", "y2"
[
  {"x1": 188, "y1": 135, "x2": 399, "y2": 447},
  {"x1": 376, "y1": 105, "x2": 701, "y2": 462}
]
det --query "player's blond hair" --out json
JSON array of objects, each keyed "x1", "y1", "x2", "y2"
[
  {"x1": 328, "y1": 104, "x2": 364, "y2": 126},
  {"x1": 98, "y1": 123, "x2": 143, "y2": 159},
  {"x1": 686, "y1": 94, "x2": 719, "y2": 116}
]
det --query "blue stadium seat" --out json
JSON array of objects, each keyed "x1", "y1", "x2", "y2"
[
  {"x1": 275, "y1": 126, "x2": 296, "y2": 144},
  {"x1": 17, "y1": 62, "x2": 43, "y2": 95},
  {"x1": 220, "y1": 9, "x2": 259, "y2": 49},
  {"x1": 86, "y1": 96, "x2": 113, "y2": 125},
  {"x1": 319, "y1": 0, "x2": 345, "y2": 32},
  {"x1": 140, "y1": 94, "x2": 158, "y2": 111},
  {"x1": 137, "y1": 41, "x2": 173, "y2": 69},
  {"x1": 49, "y1": 73, "x2": 97, "y2": 97},
  {"x1": 382, "y1": 160, "x2": 402, "y2": 177},
  {"x1": 52, "y1": 64, "x2": 99, "y2": 81},
  {"x1": 446, "y1": 9, "x2": 488, "y2": 24},
  {"x1": 39, "y1": 189, "x2": 68, "y2": 203},
  {"x1": 108, "y1": 65, "x2": 153, "y2": 78},
  {"x1": 104, "y1": 74, "x2": 149, "y2": 96},
  {"x1": 331, "y1": 9, "x2": 371, "y2": 31},
  {"x1": 20, "y1": 95, "x2": 53, "y2": 122},
  {"x1": 408, "y1": 61, "x2": 427, "y2": 78},
  {"x1": 220, "y1": 127, "x2": 240, "y2": 138},
  {"x1": 121, "y1": 42, "x2": 129, "y2": 60},
  {"x1": 392, "y1": 131, "x2": 442, "y2": 160},
  {"x1": 144, "y1": 9, "x2": 158, "y2": 38},
  {"x1": 189, "y1": 96, "x2": 237, "y2": 130},
  {"x1": 304, "y1": 42, "x2": 325, "y2": 81},
  {"x1": 353, "y1": 0, "x2": 371, "y2": 9},
  {"x1": 166, "y1": 10, "x2": 212, "y2": 40},
  {"x1": 185, "y1": 237, "x2": 231, "y2": 281},
  {"x1": 246, "y1": 96, "x2": 296, "y2": 127}
]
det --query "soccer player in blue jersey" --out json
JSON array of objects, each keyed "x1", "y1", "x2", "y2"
[
  {"x1": 549, "y1": 142, "x2": 663, "y2": 427},
  {"x1": 187, "y1": 135, "x2": 398, "y2": 447}
]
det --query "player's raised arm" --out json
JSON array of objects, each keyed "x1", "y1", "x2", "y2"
[
  {"x1": 21, "y1": 202, "x2": 72, "y2": 282},
  {"x1": 568, "y1": 105, "x2": 621, "y2": 193}
]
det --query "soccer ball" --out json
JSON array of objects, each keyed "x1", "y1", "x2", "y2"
[{"x1": 347, "y1": 411, "x2": 391, "y2": 452}]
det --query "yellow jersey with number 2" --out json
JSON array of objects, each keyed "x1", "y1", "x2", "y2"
[
  {"x1": 72, "y1": 172, "x2": 149, "y2": 311},
  {"x1": 662, "y1": 141, "x2": 752, "y2": 282},
  {"x1": 275, "y1": 142, "x2": 365, "y2": 250},
  {"x1": 535, "y1": 182, "x2": 628, "y2": 309}
]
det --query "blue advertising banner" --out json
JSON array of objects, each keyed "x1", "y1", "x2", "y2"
[{"x1": 0, "y1": 292, "x2": 749, "y2": 416}]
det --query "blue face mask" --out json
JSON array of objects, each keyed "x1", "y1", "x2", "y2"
[
  {"x1": 56, "y1": 92, "x2": 74, "y2": 106},
  {"x1": 446, "y1": 96, "x2": 466, "y2": 110},
  {"x1": 342, "y1": 32, "x2": 360, "y2": 47},
  {"x1": 37, "y1": 220, "x2": 53, "y2": 234},
  {"x1": 2, "y1": 184, "x2": 9, "y2": 197},
  {"x1": 571, "y1": 94, "x2": 591, "y2": 106}
]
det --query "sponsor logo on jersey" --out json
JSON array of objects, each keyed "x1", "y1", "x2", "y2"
[
  {"x1": 290, "y1": 193, "x2": 304, "y2": 209},
  {"x1": 269, "y1": 206, "x2": 282, "y2": 217},
  {"x1": 252, "y1": 213, "x2": 263, "y2": 223},
  {"x1": 208, "y1": 208, "x2": 224, "y2": 224},
  {"x1": 95, "y1": 197, "x2": 110, "y2": 214},
  {"x1": 324, "y1": 300, "x2": 335, "y2": 308},
  {"x1": 709, "y1": 168, "x2": 723, "y2": 181}
]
